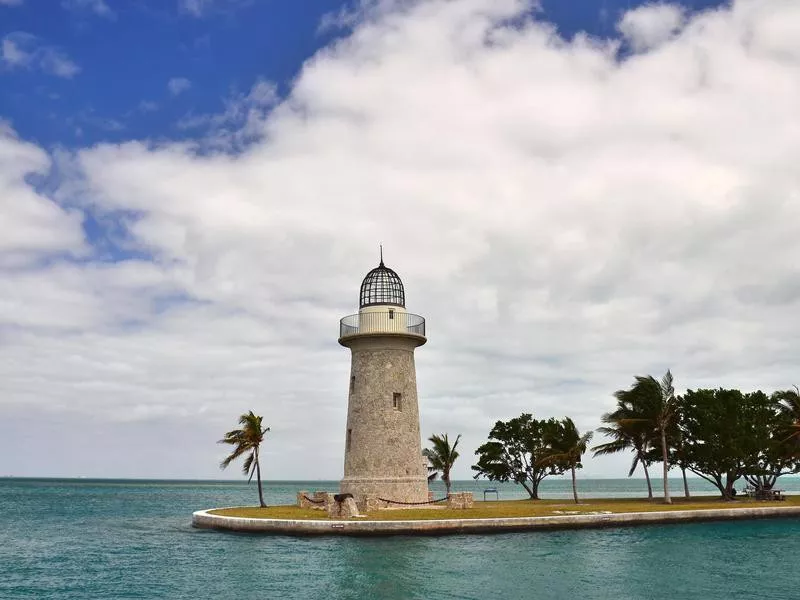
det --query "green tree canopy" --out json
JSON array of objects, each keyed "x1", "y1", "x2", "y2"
[
  {"x1": 472, "y1": 413, "x2": 569, "y2": 500},
  {"x1": 680, "y1": 389, "x2": 796, "y2": 499}
]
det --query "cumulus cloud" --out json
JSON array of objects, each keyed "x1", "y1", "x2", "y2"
[
  {"x1": 167, "y1": 76, "x2": 191, "y2": 96},
  {"x1": 618, "y1": 3, "x2": 686, "y2": 52},
  {"x1": 0, "y1": 122, "x2": 85, "y2": 264},
  {"x1": 1, "y1": 32, "x2": 80, "y2": 78},
  {"x1": 2, "y1": 0, "x2": 800, "y2": 479}
]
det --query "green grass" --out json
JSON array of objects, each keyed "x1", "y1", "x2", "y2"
[{"x1": 208, "y1": 495, "x2": 800, "y2": 521}]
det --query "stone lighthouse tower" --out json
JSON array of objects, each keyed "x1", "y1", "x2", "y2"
[{"x1": 338, "y1": 253, "x2": 429, "y2": 505}]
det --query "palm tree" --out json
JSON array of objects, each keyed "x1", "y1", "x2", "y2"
[
  {"x1": 593, "y1": 413, "x2": 654, "y2": 499},
  {"x1": 542, "y1": 418, "x2": 593, "y2": 504},
  {"x1": 634, "y1": 371, "x2": 678, "y2": 504},
  {"x1": 423, "y1": 433, "x2": 461, "y2": 496},
  {"x1": 775, "y1": 386, "x2": 800, "y2": 449},
  {"x1": 219, "y1": 411, "x2": 270, "y2": 508},
  {"x1": 608, "y1": 371, "x2": 678, "y2": 504}
]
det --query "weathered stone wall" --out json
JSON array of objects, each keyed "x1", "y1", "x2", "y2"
[
  {"x1": 447, "y1": 492, "x2": 474, "y2": 509},
  {"x1": 297, "y1": 491, "x2": 333, "y2": 510},
  {"x1": 340, "y1": 334, "x2": 428, "y2": 505}
]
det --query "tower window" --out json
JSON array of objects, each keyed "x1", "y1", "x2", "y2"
[
  {"x1": 389, "y1": 309, "x2": 394, "y2": 320},
  {"x1": 347, "y1": 429, "x2": 352, "y2": 451},
  {"x1": 392, "y1": 392, "x2": 402, "y2": 411}
]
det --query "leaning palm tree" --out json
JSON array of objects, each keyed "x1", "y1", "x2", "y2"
[
  {"x1": 541, "y1": 418, "x2": 593, "y2": 504},
  {"x1": 593, "y1": 414, "x2": 654, "y2": 499},
  {"x1": 621, "y1": 371, "x2": 678, "y2": 504},
  {"x1": 219, "y1": 411, "x2": 270, "y2": 508},
  {"x1": 423, "y1": 433, "x2": 461, "y2": 496}
]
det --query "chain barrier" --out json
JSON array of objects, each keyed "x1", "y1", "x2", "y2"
[
  {"x1": 302, "y1": 494, "x2": 327, "y2": 505},
  {"x1": 377, "y1": 496, "x2": 448, "y2": 506},
  {"x1": 304, "y1": 494, "x2": 448, "y2": 506}
]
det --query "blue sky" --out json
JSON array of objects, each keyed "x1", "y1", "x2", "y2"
[
  {"x1": 3, "y1": 0, "x2": 799, "y2": 480},
  {"x1": 3, "y1": 0, "x2": 344, "y2": 146}
]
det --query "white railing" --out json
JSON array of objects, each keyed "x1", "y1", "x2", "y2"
[{"x1": 339, "y1": 311, "x2": 425, "y2": 339}]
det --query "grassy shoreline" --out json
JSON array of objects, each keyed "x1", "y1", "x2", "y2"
[{"x1": 209, "y1": 495, "x2": 800, "y2": 521}]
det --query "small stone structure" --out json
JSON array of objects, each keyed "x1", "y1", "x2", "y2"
[
  {"x1": 446, "y1": 492, "x2": 474, "y2": 509},
  {"x1": 297, "y1": 491, "x2": 333, "y2": 510},
  {"x1": 327, "y1": 494, "x2": 363, "y2": 519}
]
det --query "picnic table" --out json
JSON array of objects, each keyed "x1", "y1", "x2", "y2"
[
  {"x1": 768, "y1": 489, "x2": 786, "y2": 501},
  {"x1": 743, "y1": 487, "x2": 786, "y2": 501}
]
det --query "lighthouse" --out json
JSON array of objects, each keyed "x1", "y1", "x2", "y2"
[{"x1": 338, "y1": 253, "x2": 429, "y2": 505}]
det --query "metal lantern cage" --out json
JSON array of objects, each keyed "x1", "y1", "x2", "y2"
[{"x1": 359, "y1": 262, "x2": 406, "y2": 308}]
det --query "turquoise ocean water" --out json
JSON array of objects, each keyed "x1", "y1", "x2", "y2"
[{"x1": 2, "y1": 477, "x2": 799, "y2": 599}]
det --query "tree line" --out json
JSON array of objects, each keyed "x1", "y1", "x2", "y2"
[
  {"x1": 215, "y1": 376, "x2": 800, "y2": 507},
  {"x1": 469, "y1": 373, "x2": 800, "y2": 503}
]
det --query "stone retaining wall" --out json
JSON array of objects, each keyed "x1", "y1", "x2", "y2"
[{"x1": 193, "y1": 505, "x2": 800, "y2": 537}]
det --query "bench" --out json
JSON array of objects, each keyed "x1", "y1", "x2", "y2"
[{"x1": 483, "y1": 488, "x2": 499, "y2": 500}]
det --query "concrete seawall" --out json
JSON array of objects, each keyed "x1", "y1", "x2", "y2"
[{"x1": 192, "y1": 506, "x2": 800, "y2": 536}]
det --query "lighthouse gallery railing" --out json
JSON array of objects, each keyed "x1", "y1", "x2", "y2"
[{"x1": 339, "y1": 311, "x2": 425, "y2": 338}]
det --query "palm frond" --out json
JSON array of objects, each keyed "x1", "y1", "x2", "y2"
[
  {"x1": 242, "y1": 451, "x2": 255, "y2": 478},
  {"x1": 628, "y1": 454, "x2": 640, "y2": 477},
  {"x1": 591, "y1": 439, "x2": 630, "y2": 456},
  {"x1": 219, "y1": 443, "x2": 250, "y2": 469}
]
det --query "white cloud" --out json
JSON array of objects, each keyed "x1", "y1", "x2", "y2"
[
  {"x1": 618, "y1": 3, "x2": 686, "y2": 52},
  {"x1": 39, "y1": 48, "x2": 81, "y2": 78},
  {"x1": 167, "y1": 76, "x2": 192, "y2": 96},
  {"x1": 0, "y1": 121, "x2": 85, "y2": 264},
  {"x1": 176, "y1": 79, "x2": 277, "y2": 149},
  {"x1": 0, "y1": 0, "x2": 24, "y2": 6},
  {"x1": 2, "y1": 0, "x2": 800, "y2": 480},
  {"x1": 179, "y1": 0, "x2": 208, "y2": 16},
  {"x1": 178, "y1": 0, "x2": 249, "y2": 18},
  {"x1": 1, "y1": 32, "x2": 80, "y2": 78},
  {"x1": 61, "y1": 0, "x2": 115, "y2": 19},
  {"x1": 1, "y1": 36, "x2": 30, "y2": 66}
]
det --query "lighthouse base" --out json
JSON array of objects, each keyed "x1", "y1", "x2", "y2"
[{"x1": 340, "y1": 476, "x2": 429, "y2": 506}]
